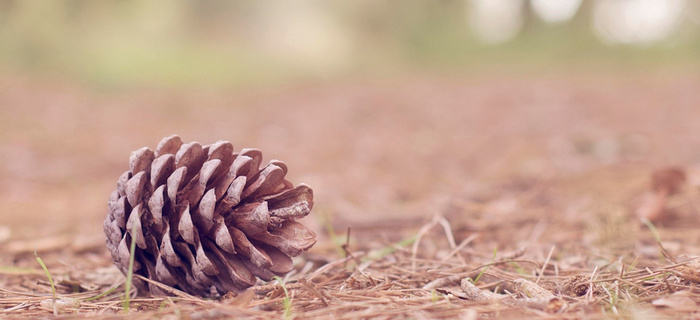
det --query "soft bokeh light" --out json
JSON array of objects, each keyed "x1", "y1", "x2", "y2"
[
  {"x1": 531, "y1": 0, "x2": 582, "y2": 24},
  {"x1": 468, "y1": 0, "x2": 526, "y2": 43},
  {"x1": 593, "y1": 0, "x2": 688, "y2": 44}
]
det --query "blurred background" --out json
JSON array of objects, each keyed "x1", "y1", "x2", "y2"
[
  {"x1": 1, "y1": 0, "x2": 700, "y2": 86},
  {"x1": 1, "y1": 0, "x2": 700, "y2": 246}
]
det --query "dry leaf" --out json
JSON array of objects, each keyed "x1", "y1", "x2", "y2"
[
  {"x1": 652, "y1": 292, "x2": 697, "y2": 311},
  {"x1": 221, "y1": 289, "x2": 255, "y2": 307},
  {"x1": 40, "y1": 298, "x2": 81, "y2": 312},
  {"x1": 636, "y1": 167, "x2": 686, "y2": 222},
  {"x1": 511, "y1": 279, "x2": 555, "y2": 300},
  {"x1": 460, "y1": 278, "x2": 502, "y2": 301},
  {"x1": 676, "y1": 264, "x2": 700, "y2": 283}
]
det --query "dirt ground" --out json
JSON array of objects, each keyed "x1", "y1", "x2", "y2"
[{"x1": 1, "y1": 73, "x2": 700, "y2": 319}]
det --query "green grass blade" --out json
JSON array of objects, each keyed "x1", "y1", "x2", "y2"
[
  {"x1": 365, "y1": 235, "x2": 417, "y2": 261},
  {"x1": 624, "y1": 256, "x2": 639, "y2": 276},
  {"x1": 83, "y1": 285, "x2": 119, "y2": 301},
  {"x1": 273, "y1": 276, "x2": 292, "y2": 319},
  {"x1": 34, "y1": 250, "x2": 56, "y2": 299},
  {"x1": 319, "y1": 210, "x2": 345, "y2": 258},
  {"x1": 473, "y1": 246, "x2": 497, "y2": 284},
  {"x1": 122, "y1": 225, "x2": 138, "y2": 313},
  {"x1": 641, "y1": 218, "x2": 661, "y2": 243},
  {"x1": 0, "y1": 266, "x2": 42, "y2": 275}
]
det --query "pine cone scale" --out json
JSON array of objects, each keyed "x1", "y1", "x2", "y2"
[
  {"x1": 130, "y1": 147, "x2": 155, "y2": 175},
  {"x1": 222, "y1": 176, "x2": 246, "y2": 209},
  {"x1": 155, "y1": 257, "x2": 177, "y2": 285},
  {"x1": 125, "y1": 204, "x2": 146, "y2": 248},
  {"x1": 116, "y1": 172, "x2": 130, "y2": 197},
  {"x1": 125, "y1": 172, "x2": 147, "y2": 207},
  {"x1": 250, "y1": 221, "x2": 315, "y2": 256},
  {"x1": 160, "y1": 226, "x2": 182, "y2": 267},
  {"x1": 196, "y1": 189, "x2": 217, "y2": 232},
  {"x1": 111, "y1": 197, "x2": 128, "y2": 229},
  {"x1": 227, "y1": 226, "x2": 270, "y2": 266},
  {"x1": 213, "y1": 221, "x2": 236, "y2": 254},
  {"x1": 176, "y1": 142, "x2": 205, "y2": 182},
  {"x1": 265, "y1": 245, "x2": 294, "y2": 274},
  {"x1": 207, "y1": 141, "x2": 235, "y2": 167},
  {"x1": 178, "y1": 206, "x2": 198, "y2": 245},
  {"x1": 230, "y1": 202, "x2": 269, "y2": 235},
  {"x1": 166, "y1": 167, "x2": 187, "y2": 205},
  {"x1": 150, "y1": 154, "x2": 175, "y2": 188},
  {"x1": 265, "y1": 185, "x2": 313, "y2": 209},
  {"x1": 213, "y1": 169, "x2": 238, "y2": 200},
  {"x1": 218, "y1": 251, "x2": 256, "y2": 288},
  {"x1": 155, "y1": 135, "x2": 183, "y2": 156},
  {"x1": 148, "y1": 185, "x2": 166, "y2": 234},
  {"x1": 241, "y1": 164, "x2": 286, "y2": 200},
  {"x1": 194, "y1": 241, "x2": 217, "y2": 276},
  {"x1": 105, "y1": 135, "x2": 316, "y2": 297}
]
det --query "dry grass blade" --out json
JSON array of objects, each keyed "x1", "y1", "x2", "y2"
[
  {"x1": 4, "y1": 302, "x2": 30, "y2": 313},
  {"x1": 422, "y1": 275, "x2": 462, "y2": 290},
  {"x1": 535, "y1": 246, "x2": 555, "y2": 285},
  {"x1": 440, "y1": 233, "x2": 478, "y2": 264},
  {"x1": 461, "y1": 277, "x2": 566, "y2": 313},
  {"x1": 299, "y1": 278, "x2": 330, "y2": 306},
  {"x1": 133, "y1": 275, "x2": 202, "y2": 301},
  {"x1": 411, "y1": 215, "x2": 441, "y2": 272}
]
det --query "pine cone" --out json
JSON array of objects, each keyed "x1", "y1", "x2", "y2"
[{"x1": 104, "y1": 135, "x2": 316, "y2": 297}]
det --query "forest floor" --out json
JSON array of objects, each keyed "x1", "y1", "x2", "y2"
[{"x1": 1, "y1": 73, "x2": 700, "y2": 319}]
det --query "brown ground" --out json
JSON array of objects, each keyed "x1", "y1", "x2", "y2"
[{"x1": 1, "y1": 73, "x2": 700, "y2": 319}]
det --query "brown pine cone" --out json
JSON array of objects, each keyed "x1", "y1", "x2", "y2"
[{"x1": 104, "y1": 135, "x2": 316, "y2": 297}]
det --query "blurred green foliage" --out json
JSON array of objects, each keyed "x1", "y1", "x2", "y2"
[{"x1": 1, "y1": 0, "x2": 699, "y2": 88}]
